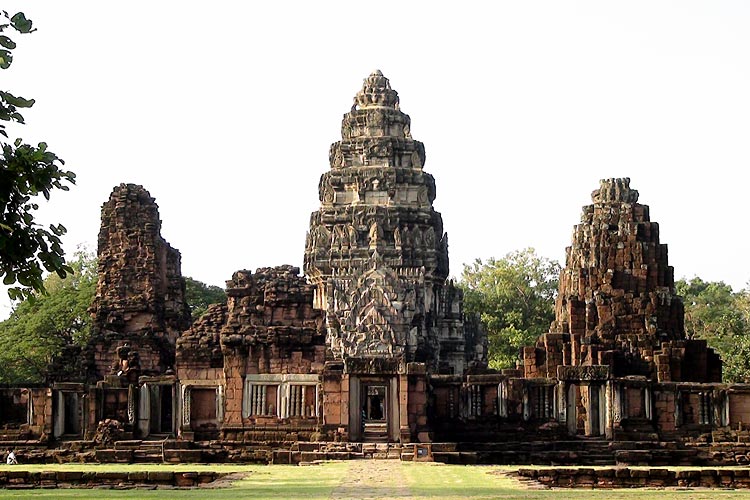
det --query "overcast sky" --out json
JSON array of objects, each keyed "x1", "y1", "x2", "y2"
[{"x1": 3, "y1": 1, "x2": 750, "y2": 319}]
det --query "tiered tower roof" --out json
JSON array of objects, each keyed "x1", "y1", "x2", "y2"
[{"x1": 304, "y1": 71, "x2": 484, "y2": 373}]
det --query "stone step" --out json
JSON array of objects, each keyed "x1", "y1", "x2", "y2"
[
  {"x1": 113, "y1": 440, "x2": 142, "y2": 449},
  {"x1": 133, "y1": 450, "x2": 164, "y2": 463}
]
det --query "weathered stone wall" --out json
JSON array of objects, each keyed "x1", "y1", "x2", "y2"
[
  {"x1": 518, "y1": 467, "x2": 750, "y2": 489},
  {"x1": 176, "y1": 303, "x2": 226, "y2": 371},
  {"x1": 74, "y1": 184, "x2": 192, "y2": 383},
  {"x1": 0, "y1": 470, "x2": 226, "y2": 489},
  {"x1": 92, "y1": 184, "x2": 190, "y2": 341},
  {"x1": 217, "y1": 266, "x2": 326, "y2": 431}
]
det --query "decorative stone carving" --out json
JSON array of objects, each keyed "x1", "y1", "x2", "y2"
[
  {"x1": 557, "y1": 365, "x2": 610, "y2": 381},
  {"x1": 304, "y1": 71, "x2": 487, "y2": 375},
  {"x1": 368, "y1": 221, "x2": 383, "y2": 249},
  {"x1": 347, "y1": 225, "x2": 358, "y2": 248},
  {"x1": 112, "y1": 343, "x2": 140, "y2": 378},
  {"x1": 182, "y1": 385, "x2": 191, "y2": 426},
  {"x1": 326, "y1": 258, "x2": 412, "y2": 358}
]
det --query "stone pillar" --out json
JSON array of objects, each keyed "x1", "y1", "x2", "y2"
[
  {"x1": 556, "y1": 382, "x2": 566, "y2": 423},
  {"x1": 605, "y1": 381, "x2": 614, "y2": 439},
  {"x1": 179, "y1": 384, "x2": 192, "y2": 440},
  {"x1": 348, "y1": 375, "x2": 360, "y2": 441},
  {"x1": 498, "y1": 381, "x2": 508, "y2": 418},
  {"x1": 217, "y1": 385, "x2": 225, "y2": 424},
  {"x1": 53, "y1": 391, "x2": 64, "y2": 438},
  {"x1": 395, "y1": 375, "x2": 406, "y2": 442},
  {"x1": 522, "y1": 384, "x2": 530, "y2": 421},
  {"x1": 137, "y1": 385, "x2": 150, "y2": 438},
  {"x1": 566, "y1": 384, "x2": 577, "y2": 435}
]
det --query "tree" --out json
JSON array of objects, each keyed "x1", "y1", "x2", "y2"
[
  {"x1": 184, "y1": 277, "x2": 226, "y2": 321},
  {"x1": 676, "y1": 277, "x2": 750, "y2": 383},
  {"x1": 0, "y1": 249, "x2": 227, "y2": 381},
  {"x1": 460, "y1": 248, "x2": 560, "y2": 370},
  {"x1": 0, "y1": 251, "x2": 96, "y2": 383},
  {"x1": 0, "y1": 11, "x2": 75, "y2": 301}
]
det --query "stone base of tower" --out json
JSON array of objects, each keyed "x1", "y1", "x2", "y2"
[{"x1": 522, "y1": 332, "x2": 722, "y2": 383}]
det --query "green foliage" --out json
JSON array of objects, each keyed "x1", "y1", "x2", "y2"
[
  {"x1": 460, "y1": 248, "x2": 560, "y2": 370},
  {"x1": 0, "y1": 251, "x2": 96, "y2": 383},
  {"x1": 184, "y1": 277, "x2": 226, "y2": 321},
  {"x1": 0, "y1": 10, "x2": 75, "y2": 301},
  {"x1": 676, "y1": 277, "x2": 750, "y2": 383}
]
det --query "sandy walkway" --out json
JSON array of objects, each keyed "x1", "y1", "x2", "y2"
[{"x1": 329, "y1": 460, "x2": 412, "y2": 499}]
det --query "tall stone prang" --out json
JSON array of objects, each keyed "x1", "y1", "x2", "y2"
[
  {"x1": 304, "y1": 71, "x2": 486, "y2": 374},
  {"x1": 88, "y1": 183, "x2": 191, "y2": 380},
  {"x1": 523, "y1": 178, "x2": 721, "y2": 382}
]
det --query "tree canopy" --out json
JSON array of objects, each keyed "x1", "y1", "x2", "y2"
[
  {"x1": 460, "y1": 248, "x2": 560, "y2": 370},
  {"x1": 0, "y1": 11, "x2": 75, "y2": 301},
  {"x1": 676, "y1": 277, "x2": 750, "y2": 383},
  {"x1": 184, "y1": 277, "x2": 227, "y2": 321},
  {"x1": 0, "y1": 250, "x2": 96, "y2": 383},
  {"x1": 0, "y1": 259, "x2": 227, "y2": 383}
]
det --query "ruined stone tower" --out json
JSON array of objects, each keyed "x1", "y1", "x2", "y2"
[
  {"x1": 88, "y1": 183, "x2": 191, "y2": 380},
  {"x1": 523, "y1": 178, "x2": 721, "y2": 382},
  {"x1": 304, "y1": 71, "x2": 486, "y2": 375}
]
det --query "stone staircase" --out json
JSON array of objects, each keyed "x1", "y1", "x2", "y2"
[
  {"x1": 96, "y1": 436, "x2": 199, "y2": 463},
  {"x1": 426, "y1": 439, "x2": 617, "y2": 465},
  {"x1": 363, "y1": 423, "x2": 389, "y2": 443},
  {"x1": 271, "y1": 441, "x2": 403, "y2": 464}
]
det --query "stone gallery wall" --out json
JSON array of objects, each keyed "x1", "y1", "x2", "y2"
[{"x1": 176, "y1": 266, "x2": 327, "y2": 439}]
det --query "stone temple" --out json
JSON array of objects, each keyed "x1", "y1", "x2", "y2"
[{"x1": 2, "y1": 72, "x2": 750, "y2": 466}]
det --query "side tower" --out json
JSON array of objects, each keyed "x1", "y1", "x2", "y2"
[
  {"x1": 86, "y1": 184, "x2": 191, "y2": 383},
  {"x1": 92, "y1": 183, "x2": 191, "y2": 353},
  {"x1": 522, "y1": 178, "x2": 721, "y2": 437},
  {"x1": 47, "y1": 184, "x2": 191, "y2": 440}
]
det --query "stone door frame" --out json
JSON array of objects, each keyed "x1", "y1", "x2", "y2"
[{"x1": 348, "y1": 374, "x2": 399, "y2": 442}]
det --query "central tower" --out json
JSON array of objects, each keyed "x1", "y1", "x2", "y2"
[{"x1": 304, "y1": 71, "x2": 484, "y2": 375}]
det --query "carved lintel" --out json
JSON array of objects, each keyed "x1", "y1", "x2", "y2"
[{"x1": 556, "y1": 365, "x2": 610, "y2": 381}]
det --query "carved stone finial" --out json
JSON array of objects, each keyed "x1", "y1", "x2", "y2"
[
  {"x1": 354, "y1": 70, "x2": 400, "y2": 110},
  {"x1": 591, "y1": 177, "x2": 639, "y2": 204}
]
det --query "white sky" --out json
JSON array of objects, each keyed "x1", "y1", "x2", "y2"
[{"x1": 3, "y1": 1, "x2": 750, "y2": 319}]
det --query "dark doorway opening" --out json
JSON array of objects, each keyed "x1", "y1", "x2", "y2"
[
  {"x1": 63, "y1": 393, "x2": 80, "y2": 435},
  {"x1": 149, "y1": 385, "x2": 173, "y2": 434},
  {"x1": 363, "y1": 384, "x2": 387, "y2": 422},
  {"x1": 361, "y1": 383, "x2": 389, "y2": 442}
]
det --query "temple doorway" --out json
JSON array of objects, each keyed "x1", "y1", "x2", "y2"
[
  {"x1": 149, "y1": 384, "x2": 174, "y2": 435},
  {"x1": 363, "y1": 384, "x2": 387, "y2": 422},
  {"x1": 361, "y1": 383, "x2": 388, "y2": 442},
  {"x1": 349, "y1": 376, "x2": 399, "y2": 442},
  {"x1": 138, "y1": 382, "x2": 175, "y2": 438}
]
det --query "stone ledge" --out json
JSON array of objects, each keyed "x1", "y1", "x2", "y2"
[
  {"x1": 516, "y1": 467, "x2": 750, "y2": 489},
  {"x1": 0, "y1": 470, "x2": 227, "y2": 489}
]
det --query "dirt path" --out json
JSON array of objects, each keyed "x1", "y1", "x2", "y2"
[{"x1": 329, "y1": 460, "x2": 412, "y2": 499}]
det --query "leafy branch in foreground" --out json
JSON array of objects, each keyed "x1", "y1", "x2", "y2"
[{"x1": 0, "y1": 11, "x2": 75, "y2": 301}]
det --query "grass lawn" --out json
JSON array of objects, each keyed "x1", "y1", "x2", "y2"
[{"x1": 4, "y1": 461, "x2": 750, "y2": 499}]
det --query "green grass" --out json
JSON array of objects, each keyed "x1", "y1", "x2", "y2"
[{"x1": 4, "y1": 462, "x2": 750, "y2": 499}]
